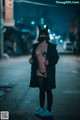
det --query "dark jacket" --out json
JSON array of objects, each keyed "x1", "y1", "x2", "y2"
[{"x1": 29, "y1": 42, "x2": 59, "y2": 89}]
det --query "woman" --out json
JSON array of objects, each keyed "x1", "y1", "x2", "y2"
[{"x1": 29, "y1": 26, "x2": 59, "y2": 117}]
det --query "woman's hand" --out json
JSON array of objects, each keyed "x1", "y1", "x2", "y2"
[{"x1": 29, "y1": 58, "x2": 33, "y2": 64}]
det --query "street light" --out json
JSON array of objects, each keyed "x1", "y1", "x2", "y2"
[{"x1": 0, "y1": 0, "x2": 4, "y2": 58}]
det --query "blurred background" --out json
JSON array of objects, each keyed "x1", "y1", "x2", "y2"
[{"x1": 0, "y1": 0, "x2": 80, "y2": 58}]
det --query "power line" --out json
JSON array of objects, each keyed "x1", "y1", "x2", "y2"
[{"x1": 14, "y1": 0, "x2": 62, "y2": 7}]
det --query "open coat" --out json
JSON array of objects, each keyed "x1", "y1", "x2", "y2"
[{"x1": 29, "y1": 42, "x2": 59, "y2": 89}]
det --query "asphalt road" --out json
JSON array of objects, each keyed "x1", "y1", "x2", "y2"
[{"x1": 0, "y1": 54, "x2": 80, "y2": 120}]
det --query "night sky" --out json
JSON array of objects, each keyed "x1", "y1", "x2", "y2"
[{"x1": 14, "y1": 0, "x2": 80, "y2": 36}]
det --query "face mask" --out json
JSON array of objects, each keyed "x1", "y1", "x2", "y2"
[{"x1": 38, "y1": 36, "x2": 46, "y2": 43}]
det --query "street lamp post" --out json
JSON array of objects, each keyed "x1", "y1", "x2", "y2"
[{"x1": 0, "y1": 0, "x2": 3, "y2": 58}]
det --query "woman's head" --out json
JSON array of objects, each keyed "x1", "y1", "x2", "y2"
[{"x1": 38, "y1": 25, "x2": 50, "y2": 43}]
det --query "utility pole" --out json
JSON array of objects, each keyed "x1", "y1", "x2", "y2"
[{"x1": 0, "y1": 0, "x2": 3, "y2": 58}]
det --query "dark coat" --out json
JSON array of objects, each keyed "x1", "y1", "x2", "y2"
[{"x1": 29, "y1": 42, "x2": 59, "y2": 89}]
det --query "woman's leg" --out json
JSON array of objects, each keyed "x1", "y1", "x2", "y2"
[
  {"x1": 37, "y1": 76, "x2": 45, "y2": 108},
  {"x1": 46, "y1": 89, "x2": 53, "y2": 112}
]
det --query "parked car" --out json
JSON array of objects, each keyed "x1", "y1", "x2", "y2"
[{"x1": 63, "y1": 41, "x2": 73, "y2": 50}]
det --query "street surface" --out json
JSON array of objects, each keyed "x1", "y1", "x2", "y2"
[{"x1": 0, "y1": 54, "x2": 80, "y2": 120}]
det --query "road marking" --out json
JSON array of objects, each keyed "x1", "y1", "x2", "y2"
[
  {"x1": 72, "y1": 70, "x2": 77, "y2": 74},
  {"x1": 63, "y1": 90, "x2": 80, "y2": 95}
]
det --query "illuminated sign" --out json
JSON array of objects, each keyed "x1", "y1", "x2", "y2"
[
  {"x1": 5, "y1": 0, "x2": 13, "y2": 19},
  {"x1": 3, "y1": 0, "x2": 14, "y2": 26}
]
